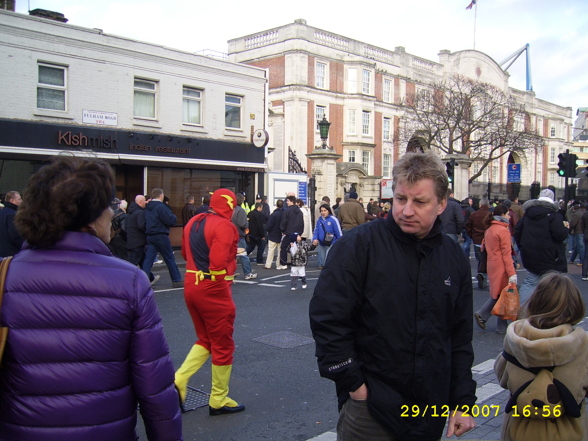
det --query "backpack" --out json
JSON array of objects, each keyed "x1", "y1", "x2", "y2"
[{"x1": 502, "y1": 351, "x2": 583, "y2": 441}]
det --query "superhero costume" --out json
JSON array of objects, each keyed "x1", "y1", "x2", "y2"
[{"x1": 175, "y1": 189, "x2": 245, "y2": 415}]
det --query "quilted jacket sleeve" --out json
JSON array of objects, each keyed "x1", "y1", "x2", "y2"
[{"x1": 130, "y1": 270, "x2": 183, "y2": 441}]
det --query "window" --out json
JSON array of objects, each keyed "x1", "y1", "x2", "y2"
[
  {"x1": 316, "y1": 61, "x2": 327, "y2": 89},
  {"x1": 383, "y1": 79, "x2": 392, "y2": 103},
  {"x1": 348, "y1": 109, "x2": 356, "y2": 134},
  {"x1": 383, "y1": 117, "x2": 391, "y2": 140},
  {"x1": 348, "y1": 150, "x2": 356, "y2": 162},
  {"x1": 383, "y1": 154, "x2": 391, "y2": 178},
  {"x1": 362, "y1": 111, "x2": 370, "y2": 135},
  {"x1": 362, "y1": 151, "x2": 370, "y2": 172},
  {"x1": 225, "y1": 94, "x2": 242, "y2": 129},
  {"x1": 316, "y1": 105, "x2": 326, "y2": 129},
  {"x1": 550, "y1": 147, "x2": 556, "y2": 164},
  {"x1": 183, "y1": 87, "x2": 202, "y2": 125},
  {"x1": 37, "y1": 63, "x2": 66, "y2": 111},
  {"x1": 362, "y1": 69, "x2": 371, "y2": 94},
  {"x1": 550, "y1": 125, "x2": 556, "y2": 137},
  {"x1": 134, "y1": 79, "x2": 156, "y2": 119},
  {"x1": 348, "y1": 68, "x2": 357, "y2": 93}
]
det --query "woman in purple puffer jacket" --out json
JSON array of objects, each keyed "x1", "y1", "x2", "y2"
[{"x1": 0, "y1": 156, "x2": 182, "y2": 441}]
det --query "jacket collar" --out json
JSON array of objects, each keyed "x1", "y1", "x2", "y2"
[
  {"x1": 388, "y1": 214, "x2": 443, "y2": 249},
  {"x1": 23, "y1": 230, "x2": 112, "y2": 255},
  {"x1": 3, "y1": 201, "x2": 18, "y2": 211},
  {"x1": 522, "y1": 198, "x2": 558, "y2": 212}
]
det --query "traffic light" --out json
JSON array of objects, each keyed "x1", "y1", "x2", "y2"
[
  {"x1": 445, "y1": 161, "x2": 454, "y2": 183},
  {"x1": 557, "y1": 152, "x2": 568, "y2": 177},
  {"x1": 568, "y1": 153, "x2": 578, "y2": 178}
]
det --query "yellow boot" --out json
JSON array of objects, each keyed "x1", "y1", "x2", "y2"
[
  {"x1": 175, "y1": 344, "x2": 210, "y2": 403},
  {"x1": 208, "y1": 364, "x2": 245, "y2": 416}
]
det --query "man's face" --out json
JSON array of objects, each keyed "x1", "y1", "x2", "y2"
[
  {"x1": 137, "y1": 196, "x2": 146, "y2": 208},
  {"x1": 392, "y1": 179, "x2": 447, "y2": 239},
  {"x1": 11, "y1": 193, "x2": 22, "y2": 206},
  {"x1": 286, "y1": 199, "x2": 294, "y2": 206}
]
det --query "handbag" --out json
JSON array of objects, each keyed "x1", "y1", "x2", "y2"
[
  {"x1": 491, "y1": 282, "x2": 520, "y2": 321},
  {"x1": 0, "y1": 256, "x2": 13, "y2": 366},
  {"x1": 477, "y1": 240, "x2": 487, "y2": 273},
  {"x1": 321, "y1": 222, "x2": 334, "y2": 246}
]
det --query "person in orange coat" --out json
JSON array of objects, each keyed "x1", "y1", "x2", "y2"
[
  {"x1": 474, "y1": 205, "x2": 517, "y2": 334},
  {"x1": 174, "y1": 188, "x2": 245, "y2": 416}
]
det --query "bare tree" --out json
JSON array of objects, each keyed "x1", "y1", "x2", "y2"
[{"x1": 401, "y1": 74, "x2": 543, "y2": 183}]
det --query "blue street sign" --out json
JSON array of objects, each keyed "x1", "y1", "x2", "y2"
[
  {"x1": 298, "y1": 181, "x2": 308, "y2": 204},
  {"x1": 507, "y1": 163, "x2": 521, "y2": 183}
]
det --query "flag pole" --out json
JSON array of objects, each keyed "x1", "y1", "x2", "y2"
[{"x1": 473, "y1": 1, "x2": 477, "y2": 49}]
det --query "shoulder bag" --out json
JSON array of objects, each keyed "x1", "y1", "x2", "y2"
[
  {"x1": 321, "y1": 221, "x2": 335, "y2": 246},
  {"x1": 0, "y1": 256, "x2": 13, "y2": 366}
]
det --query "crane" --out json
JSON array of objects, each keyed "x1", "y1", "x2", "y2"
[{"x1": 499, "y1": 43, "x2": 533, "y2": 91}]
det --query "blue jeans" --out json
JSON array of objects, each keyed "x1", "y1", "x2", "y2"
[
  {"x1": 570, "y1": 234, "x2": 585, "y2": 264},
  {"x1": 317, "y1": 244, "x2": 331, "y2": 267},
  {"x1": 237, "y1": 238, "x2": 252, "y2": 276},
  {"x1": 518, "y1": 271, "x2": 541, "y2": 305},
  {"x1": 461, "y1": 229, "x2": 472, "y2": 258},
  {"x1": 142, "y1": 234, "x2": 181, "y2": 282}
]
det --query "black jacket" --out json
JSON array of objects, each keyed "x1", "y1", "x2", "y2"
[
  {"x1": 265, "y1": 208, "x2": 284, "y2": 243},
  {"x1": 514, "y1": 198, "x2": 568, "y2": 275},
  {"x1": 0, "y1": 201, "x2": 23, "y2": 257},
  {"x1": 439, "y1": 197, "x2": 464, "y2": 235},
  {"x1": 247, "y1": 209, "x2": 266, "y2": 238},
  {"x1": 125, "y1": 202, "x2": 146, "y2": 250},
  {"x1": 280, "y1": 204, "x2": 304, "y2": 236},
  {"x1": 144, "y1": 200, "x2": 177, "y2": 235},
  {"x1": 309, "y1": 215, "x2": 476, "y2": 440}
]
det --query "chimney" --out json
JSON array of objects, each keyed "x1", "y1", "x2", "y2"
[
  {"x1": 29, "y1": 8, "x2": 68, "y2": 23},
  {"x1": 0, "y1": 0, "x2": 15, "y2": 11}
]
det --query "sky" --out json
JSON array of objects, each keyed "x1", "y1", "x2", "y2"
[{"x1": 15, "y1": 0, "x2": 588, "y2": 126}]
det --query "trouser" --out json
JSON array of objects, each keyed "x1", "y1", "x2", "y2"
[
  {"x1": 571, "y1": 234, "x2": 585, "y2": 263},
  {"x1": 337, "y1": 399, "x2": 395, "y2": 441},
  {"x1": 290, "y1": 265, "x2": 306, "y2": 288},
  {"x1": 317, "y1": 244, "x2": 332, "y2": 267},
  {"x1": 518, "y1": 271, "x2": 541, "y2": 305},
  {"x1": 265, "y1": 240, "x2": 280, "y2": 268},
  {"x1": 237, "y1": 238, "x2": 252, "y2": 275},
  {"x1": 461, "y1": 230, "x2": 472, "y2": 258},
  {"x1": 476, "y1": 297, "x2": 508, "y2": 333},
  {"x1": 246, "y1": 235, "x2": 266, "y2": 263},
  {"x1": 279, "y1": 235, "x2": 290, "y2": 266},
  {"x1": 584, "y1": 240, "x2": 588, "y2": 278},
  {"x1": 129, "y1": 246, "x2": 156, "y2": 282},
  {"x1": 142, "y1": 234, "x2": 182, "y2": 282}
]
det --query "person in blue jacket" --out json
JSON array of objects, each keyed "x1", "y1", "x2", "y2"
[{"x1": 311, "y1": 203, "x2": 342, "y2": 269}]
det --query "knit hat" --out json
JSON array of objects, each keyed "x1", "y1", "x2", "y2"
[
  {"x1": 289, "y1": 232, "x2": 300, "y2": 243},
  {"x1": 349, "y1": 191, "x2": 358, "y2": 200},
  {"x1": 538, "y1": 189, "x2": 555, "y2": 202}
]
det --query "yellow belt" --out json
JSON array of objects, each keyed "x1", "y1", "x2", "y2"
[{"x1": 186, "y1": 269, "x2": 235, "y2": 285}]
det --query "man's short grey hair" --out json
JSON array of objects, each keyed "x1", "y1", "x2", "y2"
[
  {"x1": 392, "y1": 152, "x2": 449, "y2": 202},
  {"x1": 479, "y1": 198, "x2": 489, "y2": 207}
]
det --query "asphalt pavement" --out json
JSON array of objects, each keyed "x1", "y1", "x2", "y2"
[{"x1": 137, "y1": 247, "x2": 588, "y2": 441}]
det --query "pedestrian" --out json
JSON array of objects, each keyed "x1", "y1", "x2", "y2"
[
  {"x1": 279, "y1": 195, "x2": 304, "y2": 268},
  {"x1": 297, "y1": 198, "x2": 312, "y2": 240},
  {"x1": 332, "y1": 197, "x2": 341, "y2": 213},
  {"x1": 474, "y1": 205, "x2": 518, "y2": 334},
  {"x1": 232, "y1": 192, "x2": 257, "y2": 280},
  {"x1": 439, "y1": 189, "x2": 464, "y2": 243},
  {"x1": 337, "y1": 191, "x2": 365, "y2": 233},
  {"x1": 260, "y1": 195, "x2": 270, "y2": 220},
  {"x1": 315, "y1": 196, "x2": 330, "y2": 224},
  {"x1": 309, "y1": 152, "x2": 476, "y2": 440},
  {"x1": 288, "y1": 232, "x2": 315, "y2": 290},
  {"x1": 582, "y1": 204, "x2": 588, "y2": 281},
  {"x1": 1, "y1": 156, "x2": 182, "y2": 440},
  {"x1": 142, "y1": 188, "x2": 183, "y2": 288},
  {"x1": 568, "y1": 202, "x2": 584, "y2": 265},
  {"x1": 182, "y1": 195, "x2": 198, "y2": 226},
  {"x1": 379, "y1": 201, "x2": 391, "y2": 218},
  {"x1": 264, "y1": 199, "x2": 285, "y2": 269},
  {"x1": 514, "y1": 189, "x2": 568, "y2": 304},
  {"x1": 108, "y1": 198, "x2": 128, "y2": 260},
  {"x1": 126, "y1": 195, "x2": 160, "y2": 285},
  {"x1": 311, "y1": 203, "x2": 342, "y2": 269},
  {"x1": 0, "y1": 190, "x2": 23, "y2": 257},
  {"x1": 509, "y1": 196, "x2": 524, "y2": 220},
  {"x1": 195, "y1": 195, "x2": 211, "y2": 215},
  {"x1": 461, "y1": 197, "x2": 475, "y2": 258},
  {"x1": 466, "y1": 198, "x2": 492, "y2": 288},
  {"x1": 495, "y1": 271, "x2": 588, "y2": 441},
  {"x1": 246, "y1": 202, "x2": 267, "y2": 265},
  {"x1": 175, "y1": 189, "x2": 245, "y2": 416}
]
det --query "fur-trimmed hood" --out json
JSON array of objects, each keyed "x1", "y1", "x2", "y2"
[{"x1": 522, "y1": 198, "x2": 559, "y2": 213}]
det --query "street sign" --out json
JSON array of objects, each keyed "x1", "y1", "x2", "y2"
[
  {"x1": 507, "y1": 163, "x2": 521, "y2": 183},
  {"x1": 298, "y1": 181, "x2": 308, "y2": 204}
]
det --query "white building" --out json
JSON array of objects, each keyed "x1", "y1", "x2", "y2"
[
  {"x1": 0, "y1": 8, "x2": 268, "y2": 243},
  {"x1": 229, "y1": 19, "x2": 572, "y2": 202}
]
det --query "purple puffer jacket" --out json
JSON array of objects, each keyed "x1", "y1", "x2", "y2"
[{"x1": 0, "y1": 231, "x2": 182, "y2": 441}]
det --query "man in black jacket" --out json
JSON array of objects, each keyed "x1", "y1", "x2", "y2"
[
  {"x1": 439, "y1": 189, "x2": 464, "y2": 243},
  {"x1": 246, "y1": 203, "x2": 267, "y2": 265},
  {"x1": 0, "y1": 191, "x2": 23, "y2": 257},
  {"x1": 126, "y1": 195, "x2": 159, "y2": 285},
  {"x1": 264, "y1": 200, "x2": 284, "y2": 269},
  {"x1": 279, "y1": 195, "x2": 304, "y2": 268},
  {"x1": 309, "y1": 152, "x2": 476, "y2": 440}
]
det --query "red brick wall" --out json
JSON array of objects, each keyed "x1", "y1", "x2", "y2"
[
  {"x1": 374, "y1": 112, "x2": 382, "y2": 175},
  {"x1": 543, "y1": 119, "x2": 549, "y2": 138},
  {"x1": 247, "y1": 56, "x2": 285, "y2": 89},
  {"x1": 375, "y1": 73, "x2": 383, "y2": 101},
  {"x1": 329, "y1": 103, "x2": 344, "y2": 158},
  {"x1": 308, "y1": 56, "x2": 315, "y2": 87},
  {"x1": 307, "y1": 100, "x2": 315, "y2": 163},
  {"x1": 330, "y1": 61, "x2": 344, "y2": 93},
  {"x1": 394, "y1": 78, "x2": 401, "y2": 104},
  {"x1": 272, "y1": 100, "x2": 284, "y2": 107},
  {"x1": 405, "y1": 81, "x2": 416, "y2": 105},
  {"x1": 394, "y1": 116, "x2": 401, "y2": 161}
]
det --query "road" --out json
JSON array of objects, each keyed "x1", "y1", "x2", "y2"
[{"x1": 136, "y1": 249, "x2": 588, "y2": 441}]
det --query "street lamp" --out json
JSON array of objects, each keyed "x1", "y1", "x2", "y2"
[{"x1": 318, "y1": 116, "x2": 331, "y2": 149}]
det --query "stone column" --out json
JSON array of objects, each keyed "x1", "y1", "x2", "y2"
[
  {"x1": 443, "y1": 153, "x2": 472, "y2": 201},
  {"x1": 306, "y1": 148, "x2": 342, "y2": 219}
]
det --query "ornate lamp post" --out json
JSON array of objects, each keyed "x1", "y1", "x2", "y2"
[{"x1": 318, "y1": 116, "x2": 331, "y2": 149}]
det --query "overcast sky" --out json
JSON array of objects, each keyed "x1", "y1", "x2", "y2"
[{"x1": 16, "y1": 0, "x2": 588, "y2": 125}]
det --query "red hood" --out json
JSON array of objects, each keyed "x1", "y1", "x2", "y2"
[{"x1": 209, "y1": 189, "x2": 237, "y2": 220}]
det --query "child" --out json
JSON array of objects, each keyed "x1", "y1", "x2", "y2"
[
  {"x1": 494, "y1": 272, "x2": 588, "y2": 441},
  {"x1": 289, "y1": 232, "x2": 315, "y2": 291}
]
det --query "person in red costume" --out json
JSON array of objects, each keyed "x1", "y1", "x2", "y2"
[{"x1": 175, "y1": 188, "x2": 246, "y2": 416}]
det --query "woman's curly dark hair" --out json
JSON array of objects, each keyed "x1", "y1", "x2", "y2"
[{"x1": 15, "y1": 156, "x2": 115, "y2": 248}]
